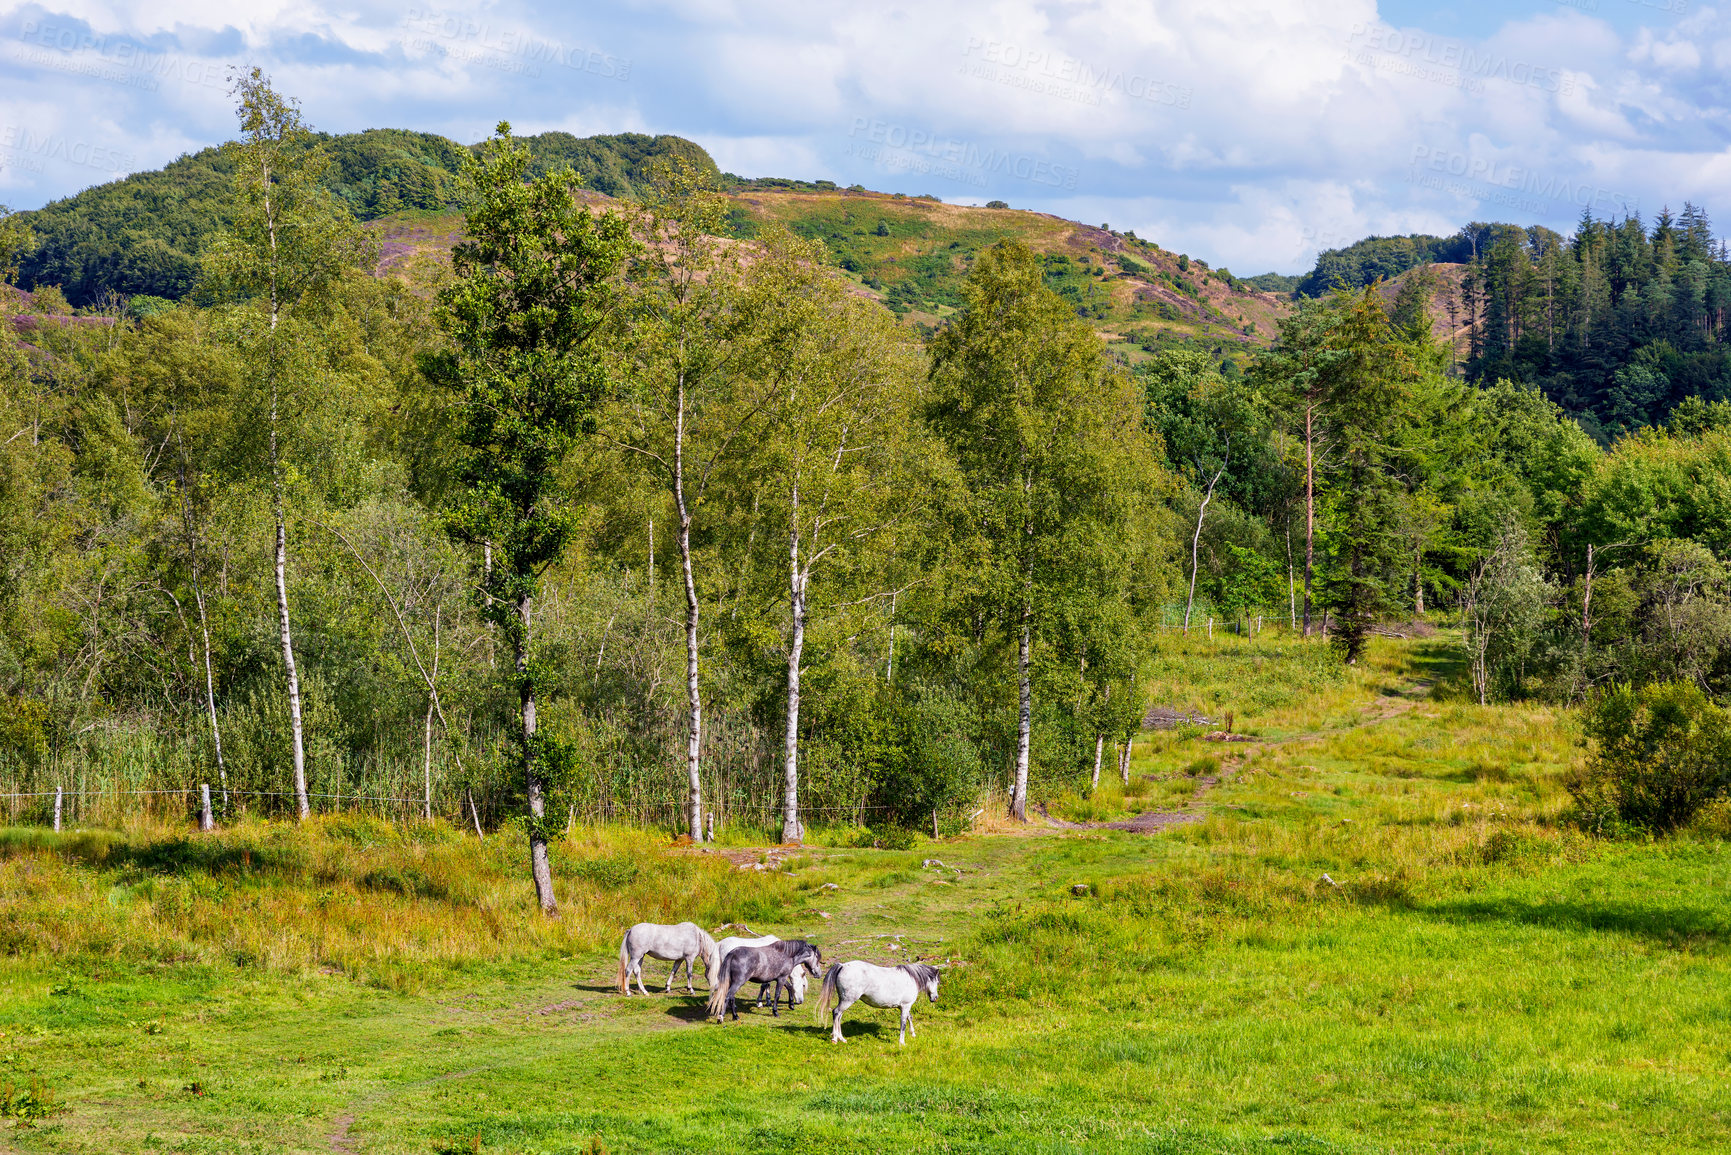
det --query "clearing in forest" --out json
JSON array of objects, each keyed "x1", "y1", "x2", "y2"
[{"x1": 2, "y1": 633, "x2": 1728, "y2": 1154}]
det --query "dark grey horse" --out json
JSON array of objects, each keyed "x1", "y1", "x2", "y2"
[{"x1": 706, "y1": 939, "x2": 823, "y2": 1022}]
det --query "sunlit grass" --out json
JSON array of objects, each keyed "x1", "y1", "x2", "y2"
[{"x1": 2, "y1": 633, "x2": 1728, "y2": 1153}]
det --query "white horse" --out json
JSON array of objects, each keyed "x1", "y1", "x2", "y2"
[
  {"x1": 616, "y1": 922, "x2": 720, "y2": 995},
  {"x1": 817, "y1": 960, "x2": 941, "y2": 1044}
]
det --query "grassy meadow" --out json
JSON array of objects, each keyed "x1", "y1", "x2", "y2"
[{"x1": 1, "y1": 631, "x2": 1728, "y2": 1153}]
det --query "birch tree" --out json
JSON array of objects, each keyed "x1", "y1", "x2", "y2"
[
  {"x1": 928, "y1": 240, "x2": 1156, "y2": 821},
  {"x1": 424, "y1": 123, "x2": 632, "y2": 914},
  {"x1": 727, "y1": 230, "x2": 927, "y2": 843},
  {"x1": 611, "y1": 161, "x2": 779, "y2": 842},
  {"x1": 202, "y1": 70, "x2": 374, "y2": 819}
]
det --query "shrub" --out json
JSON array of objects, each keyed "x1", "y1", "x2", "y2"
[{"x1": 1573, "y1": 682, "x2": 1731, "y2": 833}]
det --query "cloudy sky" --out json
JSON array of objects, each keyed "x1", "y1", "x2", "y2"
[{"x1": 0, "y1": 0, "x2": 1722, "y2": 274}]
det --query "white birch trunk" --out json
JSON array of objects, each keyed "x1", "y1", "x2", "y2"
[
  {"x1": 1091, "y1": 734, "x2": 1104, "y2": 791},
  {"x1": 517, "y1": 594, "x2": 557, "y2": 913},
  {"x1": 191, "y1": 552, "x2": 227, "y2": 809},
  {"x1": 1013, "y1": 611, "x2": 1031, "y2": 821},
  {"x1": 422, "y1": 698, "x2": 434, "y2": 822},
  {"x1": 781, "y1": 475, "x2": 806, "y2": 844},
  {"x1": 1303, "y1": 405, "x2": 1315, "y2": 636},
  {"x1": 275, "y1": 515, "x2": 308, "y2": 820},
  {"x1": 674, "y1": 375, "x2": 704, "y2": 842}
]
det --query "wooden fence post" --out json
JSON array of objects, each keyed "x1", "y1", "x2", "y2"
[
  {"x1": 200, "y1": 784, "x2": 214, "y2": 832},
  {"x1": 53, "y1": 786, "x2": 63, "y2": 833}
]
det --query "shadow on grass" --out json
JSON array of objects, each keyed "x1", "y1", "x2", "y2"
[
  {"x1": 0, "y1": 828, "x2": 305, "y2": 876},
  {"x1": 1422, "y1": 895, "x2": 1731, "y2": 948}
]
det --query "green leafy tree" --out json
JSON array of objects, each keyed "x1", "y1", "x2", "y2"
[
  {"x1": 725, "y1": 229, "x2": 931, "y2": 842},
  {"x1": 928, "y1": 240, "x2": 1158, "y2": 820},
  {"x1": 423, "y1": 122, "x2": 633, "y2": 913}
]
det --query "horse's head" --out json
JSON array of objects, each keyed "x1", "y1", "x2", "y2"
[
  {"x1": 921, "y1": 966, "x2": 941, "y2": 1003},
  {"x1": 787, "y1": 967, "x2": 809, "y2": 1004}
]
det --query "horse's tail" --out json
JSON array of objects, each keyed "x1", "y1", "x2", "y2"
[
  {"x1": 698, "y1": 929, "x2": 720, "y2": 989},
  {"x1": 705, "y1": 962, "x2": 730, "y2": 1021},
  {"x1": 816, "y1": 963, "x2": 840, "y2": 1020},
  {"x1": 616, "y1": 932, "x2": 631, "y2": 994}
]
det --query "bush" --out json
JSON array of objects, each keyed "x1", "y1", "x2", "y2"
[{"x1": 1573, "y1": 682, "x2": 1731, "y2": 833}]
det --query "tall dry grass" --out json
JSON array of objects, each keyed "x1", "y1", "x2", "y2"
[{"x1": 0, "y1": 815, "x2": 797, "y2": 991}]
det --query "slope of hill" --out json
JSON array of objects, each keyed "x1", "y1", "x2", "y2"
[
  {"x1": 13, "y1": 130, "x2": 715, "y2": 307},
  {"x1": 721, "y1": 190, "x2": 1290, "y2": 355},
  {"x1": 366, "y1": 191, "x2": 1292, "y2": 358}
]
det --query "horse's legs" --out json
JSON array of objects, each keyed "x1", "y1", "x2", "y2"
[
  {"x1": 631, "y1": 953, "x2": 651, "y2": 997},
  {"x1": 899, "y1": 1005, "x2": 910, "y2": 1045},
  {"x1": 681, "y1": 955, "x2": 696, "y2": 994},
  {"x1": 831, "y1": 995, "x2": 857, "y2": 1043}
]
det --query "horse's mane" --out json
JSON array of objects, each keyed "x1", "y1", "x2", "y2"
[{"x1": 898, "y1": 962, "x2": 940, "y2": 984}]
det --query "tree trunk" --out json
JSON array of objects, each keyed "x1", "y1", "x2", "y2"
[
  {"x1": 1091, "y1": 733, "x2": 1104, "y2": 791},
  {"x1": 422, "y1": 698, "x2": 434, "y2": 822},
  {"x1": 274, "y1": 515, "x2": 308, "y2": 821},
  {"x1": 1581, "y1": 542, "x2": 1594, "y2": 645},
  {"x1": 1119, "y1": 739, "x2": 1131, "y2": 786},
  {"x1": 1013, "y1": 609, "x2": 1031, "y2": 821},
  {"x1": 1184, "y1": 445, "x2": 1229, "y2": 632},
  {"x1": 1303, "y1": 404, "x2": 1315, "y2": 636},
  {"x1": 1183, "y1": 493, "x2": 1209, "y2": 633},
  {"x1": 1285, "y1": 522, "x2": 1296, "y2": 630},
  {"x1": 782, "y1": 507, "x2": 807, "y2": 844},
  {"x1": 179, "y1": 463, "x2": 228, "y2": 810},
  {"x1": 674, "y1": 377, "x2": 704, "y2": 842},
  {"x1": 517, "y1": 594, "x2": 557, "y2": 914},
  {"x1": 192, "y1": 561, "x2": 227, "y2": 810}
]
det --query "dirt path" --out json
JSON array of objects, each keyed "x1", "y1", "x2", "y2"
[
  {"x1": 1046, "y1": 672, "x2": 1440, "y2": 835},
  {"x1": 1037, "y1": 774, "x2": 1225, "y2": 833}
]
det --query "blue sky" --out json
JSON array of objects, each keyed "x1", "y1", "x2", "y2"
[{"x1": 0, "y1": 0, "x2": 1723, "y2": 274}]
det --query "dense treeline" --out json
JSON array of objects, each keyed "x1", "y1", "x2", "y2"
[
  {"x1": 1460, "y1": 207, "x2": 1731, "y2": 438},
  {"x1": 10, "y1": 129, "x2": 717, "y2": 307},
  {"x1": 0, "y1": 80, "x2": 1165, "y2": 853},
  {"x1": 5, "y1": 77, "x2": 1731, "y2": 864},
  {"x1": 1294, "y1": 212, "x2": 1731, "y2": 438}
]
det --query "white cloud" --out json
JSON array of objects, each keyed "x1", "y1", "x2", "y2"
[{"x1": 1, "y1": 0, "x2": 1726, "y2": 271}]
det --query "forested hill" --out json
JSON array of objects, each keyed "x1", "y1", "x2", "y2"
[
  {"x1": 13, "y1": 129, "x2": 717, "y2": 306},
  {"x1": 1343, "y1": 208, "x2": 1731, "y2": 438},
  {"x1": 11, "y1": 126, "x2": 1290, "y2": 359}
]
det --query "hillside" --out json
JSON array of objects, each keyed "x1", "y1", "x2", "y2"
[
  {"x1": 11, "y1": 126, "x2": 1291, "y2": 357},
  {"x1": 370, "y1": 191, "x2": 1293, "y2": 359},
  {"x1": 12, "y1": 129, "x2": 716, "y2": 307}
]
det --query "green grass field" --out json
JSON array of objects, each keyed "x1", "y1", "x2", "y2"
[{"x1": 2, "y1": 634, "x2": 1728, "y2": 1153}]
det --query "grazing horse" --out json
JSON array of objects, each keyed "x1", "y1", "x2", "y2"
[
  {"x1": 616, "y1": 922, "x2": 720, "y2": 996},
  {"x1": 706, "y1": 940, "x2": 823, "y2": 1022},
  {"x1": 716, "y1": 933, "x2": 795, "y2": 1008},
  {"x1": 817, "y1": 960, "x2": 940, "y2": 1045}
]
